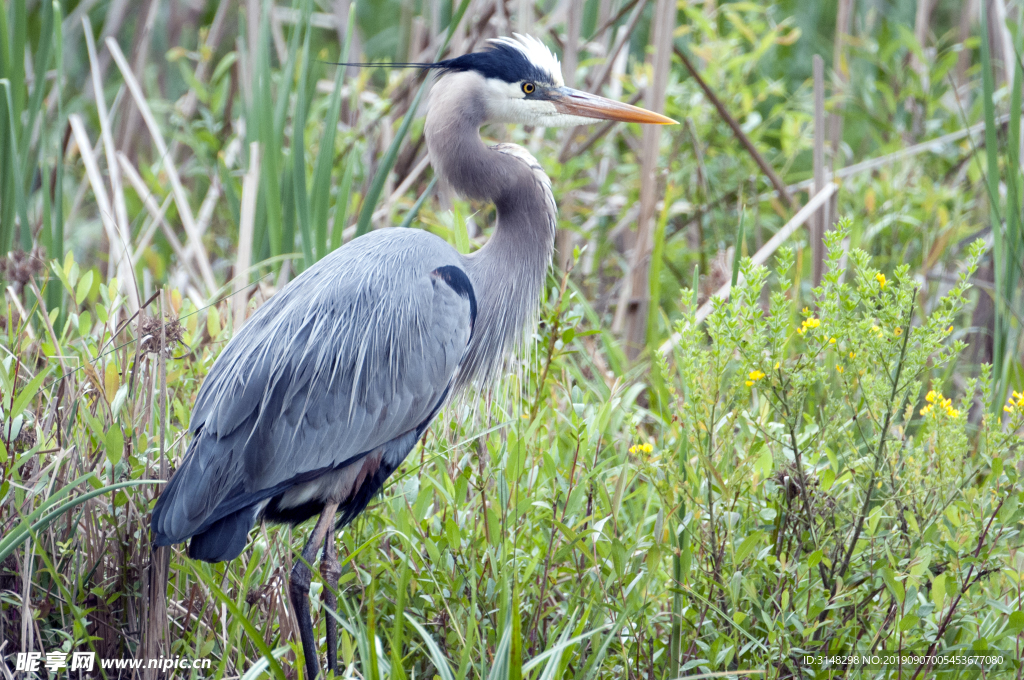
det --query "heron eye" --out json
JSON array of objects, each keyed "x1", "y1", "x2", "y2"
[{"x1": 522, "y1": 82, "x2": 535, "y2": 95}]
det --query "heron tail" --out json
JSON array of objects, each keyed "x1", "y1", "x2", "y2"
[{"x1": 186, "y1": 506, "x2": 259, "y2": 563}]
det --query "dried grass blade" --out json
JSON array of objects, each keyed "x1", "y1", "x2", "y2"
[
  {"x1": 105, "y1": 36, "x2": 218, "y2": 295},
  {"x1": 235, "y1": 143, "x2": 262, "y2": 331},
  {"x1": 69, "y1": 114, "x2": 139, "y2": 313},
  {"x1": 84, "y1": 17, "x2": 136, "y2": 311},
  {"x1": 117, "y1": 152, "x2": 204, "y2": 290}
]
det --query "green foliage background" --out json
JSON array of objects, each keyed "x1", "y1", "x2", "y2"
[{"x1": 0, "y1": 0, "x2": 1023, "y2": 678}]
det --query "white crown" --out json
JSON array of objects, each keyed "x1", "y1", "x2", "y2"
[{"x1": 487, "y1": 33, "x2": 565, "y2": 88}]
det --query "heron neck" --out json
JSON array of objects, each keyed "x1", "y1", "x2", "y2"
[{"x1": 424, "y1": 72, "x2": 556, "y2": 388}]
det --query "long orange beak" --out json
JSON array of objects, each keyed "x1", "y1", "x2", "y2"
[{"x1": 549, "y1": 87, "x2": 677, "y2": 125}]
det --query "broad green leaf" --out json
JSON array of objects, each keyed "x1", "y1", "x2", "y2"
[
  {"x1": 898, "y1": 614, "x2": 919, "y2": 632},
  {"x1": 105, "y1": 426, "x2": 124, "y2": 465},
  {"x1": 735, "y1": 531, "x2": 762, "y2": 563},
  {"x1": 931, "y1": 573, "x2": 947, "y2": 609}
]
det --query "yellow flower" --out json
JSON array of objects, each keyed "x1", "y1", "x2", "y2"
[
  {"x1": 1006, "y1": 405, "x2": 1016, "y2": 414},
  {"x1": 836, "y1": 365, "x2": 844, "y2": 374},
  {"x1": 894, "y1": 327, "x2": 903, "y2": 336},
  {"x1": 749, "y1": 370, "x2": 765, "y2": 381},
  {"x1": 629, "y1": 442, "x2": 654, "y2": 455},
  {"x1": 802, "y1": 307, "x2": 811, "y2": 315},
  {"x1": 849, "y1": 352, "x2": 856, "y2": 359},
  {"x1": 946, "y1": 325, "x2": 953, "y2": 334},
  {"x1": 798, "y1": 316, "x2": 821, "y2": 336},
  {"x1": 925, "y1": 390, "x2": 937, "y2": 403},
  {"x1": 876, "y1": 273, "x2": 887, "y2": 289},
  {"x1": 920, "y1": 405, "x2": 933, "y2": 416},
  {"x1": 774, "y1": 362, "x2": 780, "y2": 370},
  {"x1": 829, "y1": 337, "x2": 836, "y2": 344}
]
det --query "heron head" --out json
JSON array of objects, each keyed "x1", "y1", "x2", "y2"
[{"x1": 437, "y1": 34, "x2": 676, "y2": 128}]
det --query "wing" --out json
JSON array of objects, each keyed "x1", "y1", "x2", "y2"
[{"x1": 152, "y1": 229, "x2": 473, "y2": 543}]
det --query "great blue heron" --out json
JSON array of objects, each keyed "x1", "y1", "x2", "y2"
[{"x1": 151, "y1": 34, "x2": 673, "y2": 678}]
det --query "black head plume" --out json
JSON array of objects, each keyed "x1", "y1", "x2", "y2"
[{"x1": 326, "y1": 36, "x2": 560, "y2": 86}]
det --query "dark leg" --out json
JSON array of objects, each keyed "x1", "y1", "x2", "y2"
[
  {"x1": 320, "y1": 530, "x2": 342, "y2": 677},
  {"x1": 289, "y1": 502, "x2": 339, "y2": 680}
]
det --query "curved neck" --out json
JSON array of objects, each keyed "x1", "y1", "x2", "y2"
[{"x1": 424, "y1": 71, "x2": 556, "y2": 388}]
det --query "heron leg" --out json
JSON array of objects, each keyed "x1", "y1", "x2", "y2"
[
  {"x1": 320, "y1": 530, "x2": 342, "y2": 677},
  {"x1": 289, "y1": 501, "x2": 339, "y2": 680}
]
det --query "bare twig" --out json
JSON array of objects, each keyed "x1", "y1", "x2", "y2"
[{"x1": 674, "y1": 46, "x2": 794, "y2": 209}]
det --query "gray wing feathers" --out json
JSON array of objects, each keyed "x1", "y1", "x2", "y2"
[{"x1": 158, "y1": 229, "x2": 470, "y2": 540}]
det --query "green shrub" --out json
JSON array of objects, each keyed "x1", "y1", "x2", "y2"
[{"x1": 662, "y1": 223, "x2": 1022, "y2": 676}]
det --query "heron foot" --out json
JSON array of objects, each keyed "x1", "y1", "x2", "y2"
[
  {"x1": 320, "y1": 536, "x2": 342, "y2": 677},
  {"x1": 289, "y1": 558, "x2": 318, "y2": 680},
  {"x1": 288, "y1": 502, "x2": 340, "y2": 680}
]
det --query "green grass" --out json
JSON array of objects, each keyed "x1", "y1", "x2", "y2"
[{"x1": 1, "y1": 0, "x2": 1023, "y2": 678}]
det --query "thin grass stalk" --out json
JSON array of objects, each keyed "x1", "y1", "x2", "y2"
[
  {"x1": 812, "y1": 54, "x2": 825, "y2": 288},
  {"x1": 20, "y1": 0, "x2": 53, "y2": 192},
  {"x1": 646, "y1": 183, "x2": 677, "y2": 348},
  {"x1": 367, "y1": 557, "x2": 380, "y2": 680},
  {"x1": 980, "y1": 0, "x2": 1010, "y2": 411},
  {"x1": 397, "y1": 176, "x2": 438, "y2": 230},
  {"x1": 354, "y1": 0, "x2": 473, "y2": 237},
  {"x1": 311, "y1": 10, "x2": 355, "y2": 260},
  {"x1": 0, "y1": 2, "x2": 14, "y2": 252},
  {"x1": 510, "y1": 576, "x2": 522, "y2": 680},
  {"x1": 390, "y1": 556, "x2": 413, "y2": 680},
  {"x1": 1004, "y1": 35, "x2": 1023, "y2": 395},
  {"x1": 272, "y1": 1, "x2": 303, "y2": 271},
  {"x1": 46, "y1": 0, "x2": 65, "y2": 291},
  {"x1": 253, "y1": 0, "x2": 284, "y2": 262},
  {"x1": 331, "y1": 152, "x2": 357, "y2": 250},
  {"x1": 292, "y1": 0, "x2": 315, "y2": 270},
  {"x1": 8, "y1": 0, "x2": 24, "y2": 147},
  {"x1": 0, "y1": 80, "x2": 30, "y2": 254}
]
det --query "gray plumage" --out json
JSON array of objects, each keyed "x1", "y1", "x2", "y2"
[
  {"x1": 149, "y1": 33, "x2": 672, "y2": 679},
  {"x1": 151, "y1": 74, "x2": 557, "y2": 560},
  {"x1": 153, "y1": 229, "x2": 475, "y2": 557}
]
